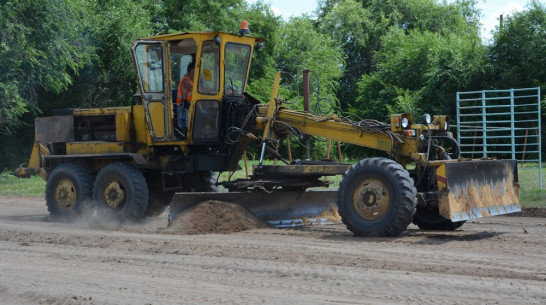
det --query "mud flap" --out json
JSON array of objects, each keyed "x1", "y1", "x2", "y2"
[
  {"x1": 436, "y1": 160, "x2": 520, "y2": 222},
  {"x1": 169, "y1": 191, "x2": 340, "y2": 228}
]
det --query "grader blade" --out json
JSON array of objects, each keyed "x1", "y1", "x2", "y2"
[
  {"x1": 436, "y1": 159, "x2": 520, "y2": 222},
  {"x1": 169, "y1": 191, "x2": 340, "y2": 227}
]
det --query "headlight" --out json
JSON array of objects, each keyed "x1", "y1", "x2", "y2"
[
  {"x1": 421, "y1": 113, "x2": 432, "y2": 125},
  {"x1": 401, "y1": 117, "x2": 410, "y2": 129},
  {"x1": 391, "y1": 114, "x2": 413, "y2": 132},
  {"x1": 433, "y1": 115, "x2": 449, "y2": 131}
]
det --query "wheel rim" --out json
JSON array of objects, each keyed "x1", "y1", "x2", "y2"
[
  {"x1": 353, "y1": 178, "x2": 390, "y2": 220},
  {"x1": 103, "y1": 180, "x2": 125, "y2": 210},
  {"x1": 55, "y1": 179, "x2": 77, "y2": 211}
]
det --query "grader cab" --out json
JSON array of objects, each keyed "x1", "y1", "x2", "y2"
[
  {"x1": 16, "y1": 22, "x2": 520, "y2": 236},
  {"x1": 132, "y1": 29, "x2": 257, "y2": 145}
]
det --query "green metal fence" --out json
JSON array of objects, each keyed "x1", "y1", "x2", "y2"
[{"x1": 456, "y1": 87, "x2": 542, "y2": 189}]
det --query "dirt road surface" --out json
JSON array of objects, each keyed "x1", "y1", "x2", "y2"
[{"x1": 1, "y1": 196, "x2": 545, "y2": 305}]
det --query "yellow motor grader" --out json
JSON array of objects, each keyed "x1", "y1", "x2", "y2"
[{"x1": 15, "y1": 22, "x2": 520, "y2": 236}]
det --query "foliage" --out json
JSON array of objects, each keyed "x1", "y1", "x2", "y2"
[
  {"x1": 273, "y1": 17, "x2": 343, "y2": 110},
  {"x1": 486, "y1": 1, "x2": 546, "y2": 160},
  {"x1": 158, "y1": 0, "x2": 245, "y2": 33},
  {"x1": 316, "y1": 0, "x2": 482, "y2": 112},
  {"x1": 1, "y1": 0, "x2": 545, "y2": 168},
  {"x1": 0, "y1": 0, "x2": 93, "y2": 133},
  {"x1": 237, "y1": 1, "x2": 282, "y2": 103},
  {"x1": 0, "y1": 83, "x2": 27, "y2": 134},
  {"x1": 488, "y1": 0, "x2": 546, "y2": 90},
  {"x1": 0, "y1": 113, "x2": 35, "y2": 172},
  {"x1": 267, "y1": 16, "x2": 344, "y2": 160},
  {"x1": 48, "y1": 0, "x2": 153, "y2": 109},
  {"x1": 357, "y1": 28, "x2": 486, "y2": 120},
  {"x1": 317, "y1": 0, "x2": 385, "y2": 108}
]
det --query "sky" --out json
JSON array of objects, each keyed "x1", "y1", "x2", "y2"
[{"x1": 249, "y1": 0, "x2": 539, "y2": 41}]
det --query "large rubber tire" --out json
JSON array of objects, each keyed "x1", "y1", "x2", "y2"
[
  {"x1": 45, "y1": 163, "x2": 93, "y2": 222},
  {"x1": 412, "y1": 207, "x2": 466, "y2": 230},
  {"x1": 93, "y1": 162, "x2": 148, "y2": 223},
  {"x1": 337, "y1": 157, "x2": 417, "y2": 237}
]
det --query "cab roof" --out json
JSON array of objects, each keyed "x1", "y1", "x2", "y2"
[{"x1": 142, "y1": 31, "x2": 265, "y2": 42}]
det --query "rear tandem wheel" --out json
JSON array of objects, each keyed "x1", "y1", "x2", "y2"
[
  {"x1": 93, "y1": 162, "x2": 149, "y2": 223},
  {"x1": 45, "y1": 163, "x2": 94, "y2": 222},
  {"x1": 337, "y1": 157, "x2": 417, "y2": 237}
]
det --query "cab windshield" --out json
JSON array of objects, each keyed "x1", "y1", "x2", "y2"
[{"x1": 224, "y1": 43, "x2": 251, "y2": 95}]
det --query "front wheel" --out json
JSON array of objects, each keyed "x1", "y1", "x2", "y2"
[
  {"x1": 337, "y1": 157, "x2": 417, "y2": 237},
  {"x1": 93, "y1": 162, "x2": 148, "y2": 223}
]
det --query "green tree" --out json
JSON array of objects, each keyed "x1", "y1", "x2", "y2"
[
  {"x1": 272, "y1": 16, "x2": 343, "y2": 110},
  {"x1": 262, "y1": 17, "x2": 344, "y2": 159},
  {"x1": 241, "y1": 1, "x2": 281, "y2": 102},
  {"x1": 0, "y1": 0, "x2": 93, "y2": 134},
  {"x1": 158, "y1": 0, "x2": 245, "y2": 33},
  {"x1": 53, "y1": 0, "x2": 153, "y2": 109},
  {"x1": 487, "y1": 1, "x2": 546, "y2": 160},
  {"x1": 316, "y1": 0, "x2": 481, "y2": 111},
  {"x1": 488, "y1": 0, "x2": 546, "y2": 89},
  {"x1": 356, "y1": 28, "x2": 486, "y2": 120}
]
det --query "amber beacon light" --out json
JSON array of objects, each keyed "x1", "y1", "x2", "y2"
[{"x1": 239, "y1": 20, "x2": 249, "y2": 35}]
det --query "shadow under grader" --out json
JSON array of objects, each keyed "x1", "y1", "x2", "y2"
[
  {"x1": 409, "y1": 230, "x2": 506, "y2": 245},
  {"x1": 292, "y1": 225, "x2": 507, "y2": 244}
]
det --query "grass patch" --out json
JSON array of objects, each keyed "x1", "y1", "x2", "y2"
[
  {"x1": 0, "y1": 171, "x2": 45, "y2": 197},
  {"x1": 1, "y1": 161, "x2": 545, "y2": 208},
  {"x1": 520, "y1": 189, "x2": 546, "y2": 208},
  {"x1": 517, "y1": 163, "x2": 546, "y2": 208}
]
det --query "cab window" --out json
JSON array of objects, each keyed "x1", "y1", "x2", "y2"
[
  {"x1": 169, "y1": 38, "x2": 197, "y2": 92},
  {"x1": 198, "y1": 41, "x2": 220, "y2": 94},
  {"x1": 224, "y1": 43, "x2": 251, "y2": 95},
  {"x1": 134, "y1": 44, "x2": 164, "y2": 93}
]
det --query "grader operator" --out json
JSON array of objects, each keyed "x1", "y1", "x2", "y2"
[{"x1": 15, "y1": 22, "x2": 520, "y2": 236}]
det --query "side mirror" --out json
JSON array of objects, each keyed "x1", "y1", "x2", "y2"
[
  {"x1": 132, "y1": 90, "x2": 142, "y2": 105},
  {"x1": 256, "y1": 42, "x2": 265, "y2": 51}
]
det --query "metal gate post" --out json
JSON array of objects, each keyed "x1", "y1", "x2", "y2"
[
  {"x1": 510, "y1": 89, "x2": 516, "y2": 160},
  {"x1": 481, "y1": 90, "x2": 487, "y2": 157},
  {"x1": 456, "y1": 92, "x2": 461, "y2": 145},
  {"x1": 539, "y1": 87, "x2": 543, "y2": 189}
]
